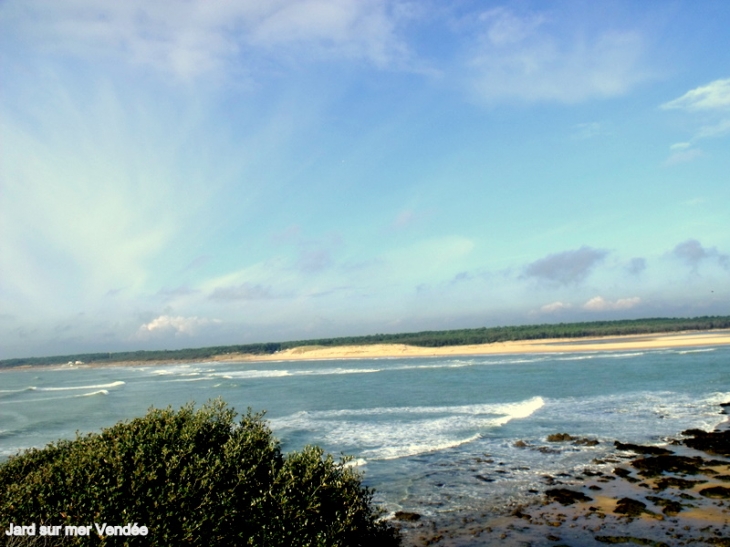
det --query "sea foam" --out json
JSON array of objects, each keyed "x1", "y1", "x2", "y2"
[{"x1": 271, "y1": 396, "x2": 545, "y2": 461}]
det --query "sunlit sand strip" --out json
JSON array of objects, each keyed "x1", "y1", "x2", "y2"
[
  {"x1": 13, "y1": 330, "x2": 728, "y2": 371},
  {"x1": 213, "y1": 330, "x2": 730, "y2": 363}
]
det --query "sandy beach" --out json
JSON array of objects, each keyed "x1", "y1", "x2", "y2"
[
  {"x1": 23, "y1": 329, "x2": 729, "y2": 371},
  {"x1": 207, "y1": 329, "x2": 730, "y2": 364}
]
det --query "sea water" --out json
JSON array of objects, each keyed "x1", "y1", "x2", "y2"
[{"x1": 1, "y1": 346, "x2": 728, "y2": 519}]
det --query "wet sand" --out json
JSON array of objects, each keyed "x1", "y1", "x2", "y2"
[{"x1": 394, "y1": 409, "x2": 730, "y2": 547}]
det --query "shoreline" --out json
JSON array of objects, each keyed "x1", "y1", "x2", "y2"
[
  {"x1": 230, "y1": 329, "x2": 730, "y2": 362},
  {"x1": 396, "y1": 407, "x2": 730, "y2": 547},
  {"x1": 5, "y1": 329, "x2": 730, "y2": 371}
]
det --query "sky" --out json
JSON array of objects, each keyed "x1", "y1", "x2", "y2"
[{"x1": 1, "y1": 0, "x2": 729, "y2": 359}]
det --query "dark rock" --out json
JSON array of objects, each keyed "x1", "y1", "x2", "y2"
[
  {"x1": 660, "y1": 501, "x2": 684, "y2": 516},
  {"x1": 700, "y1": 486, "x2": 730, "y2": 499},
  {"x1": 589, "y1": 485, "x2": 603, "y2": 491},
  {"x1": 631, "y1": 455, "x2": 706, "y2": 477},
  {"x1": 573, "y1": 438, "x2": 600, "y2": 446},
  {"x1": 682, "y1": 429, "x2": 730, "y2": 456},
  {"x1": 715, "y1": 474, "x2": 730, "y2": 481},
  {"x1": 654, "y1": 477, "x2": 706, "y2": 491},
  {"x1": 474, "y1": 474, "x2": 494, "y2": 483},
  {"x1": 535, "y1": 446, "x2": 561, "y2": 454},
  {"x1": 513, "y1": 440, "x2": 528, "y2": 448},
  {"x1": 393, "y1": 511, "x2": 421, "y2": 521},
  {"x1": 614, "y1": 467, "x2": 640, "y2": 482},
  {"x1": 595, "y1": 536, "x2": 669, "y2": 546},
  {"x1": 645, "y1": 496, "x2": 684, "y2": 516},
  {"x1": 614, "y1": 497, "x2": 650, "y2": 517},
  {"x1": 614, "y1": 441, "x2": 672, "y2": 455},
  {"x1": 547, "y1": 433, "x2": 576, "y2": 442},
  {"x1": 545, "y1": 488, "x2": 593, "y2": 505}
]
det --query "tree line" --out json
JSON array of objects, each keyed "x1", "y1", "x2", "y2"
[{"x1": 2, "y1": 315, "x2": 729, "y2": 369}]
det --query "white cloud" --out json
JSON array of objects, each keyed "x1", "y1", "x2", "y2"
[
  {"x1": 661, "y1": 79, "x2": 730, "y2": 150},
  {"x1": 695, "y1": 118, "x2": 730, "y2": 139},
  {"x1": 661, "y1": 78, "x2": 730, "y2": 111},
  {"x1": 467, "y1": 8, "x2": 650, "y2": 104},
  {"x1": 138, "y1": 315, "x2": 221, "y2": 337},
  {"x1": 1, "y1": 0, "x2": 410, "y2": 80},
  {"x1": 583, "y1": 296, "x2": 641, "y2": 311},
  {"x1": 540, "y1": 301, "x2": 572, "y2": 313}
]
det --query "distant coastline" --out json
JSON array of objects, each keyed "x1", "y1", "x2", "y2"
[
  {"x1": 211, "y1": 329, "x2": 730, "y2": 363},
  {"x1": 4, "y1": 329, "x2": 730, "y2": 371},
  {"x1": 3, "y1": 316, "x2": 730, "y2": 369}
]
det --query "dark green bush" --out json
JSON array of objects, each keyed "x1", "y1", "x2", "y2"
[{"x1": 0, "y1": 400, "x2": 400, "y2": 546}]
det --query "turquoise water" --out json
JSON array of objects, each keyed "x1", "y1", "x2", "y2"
[{"x1": 1, "y1": 346, "x2": 728, "y2": 517}]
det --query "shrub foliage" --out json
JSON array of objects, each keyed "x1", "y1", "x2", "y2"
[{"x1": 0, "y1": 400, "x2": 400, "y2": 546}]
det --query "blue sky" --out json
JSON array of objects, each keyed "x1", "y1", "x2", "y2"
[{"x1": 1, "y1": 1, "x2": 729, "y2": 358}]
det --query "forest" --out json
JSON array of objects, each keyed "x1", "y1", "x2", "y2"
[{"x1": 2, "y1": 315, "x2": 729, "y2": 369}]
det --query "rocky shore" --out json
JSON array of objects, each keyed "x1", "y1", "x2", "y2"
[{"x1": 396, "y1": 404, "x2": 730, "y2": 547}]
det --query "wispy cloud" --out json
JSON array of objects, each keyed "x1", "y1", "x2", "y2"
[
  {"x1": 157, "y1": 286, "x2": 201, "y2": 300},
  {"x1": 661, "y1": 78, "x2": 730, "y2": 160},
  {"x1": 465, "y1": 7, "x2": 650, "y2": 104},
  {"x1": 2, "y1": 0, "x2": 412, "y2": 80},
  {"x1": 392, "y1": 209, "x2": 416, "y2": 229},
  {"x1": 665, "y1": 148, "x2": 704, "y2": 165},
  {"x1": 661, "y1": 78, "x2": 730, "y2": 111},
  {"x1": 572, "y1": 122, "x2": 606, "y2": 140},
  {"x1": 695, "y1": 118, "x2": 730, "y2": 139},
  {"x1": 450, "y1": 271, "x2": 472, "y2": 284},
  {"x1": 209, "y1": 283, "x2": 274, "y2": 301},
  {"x1": 524, "y1": 246, "x2": 608, "y2": 285}
]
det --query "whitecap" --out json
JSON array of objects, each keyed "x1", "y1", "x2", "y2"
[
  {"x1": 76, "y1": 390, "x2": 109, "y2": 397},
  {"x1": 38, "y1": 381, "x2": 125, "y2": 392}
]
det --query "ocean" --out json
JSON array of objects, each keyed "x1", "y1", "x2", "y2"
[{"x1": 1, "y1": 345, "x2": 728, "y2": 529}]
